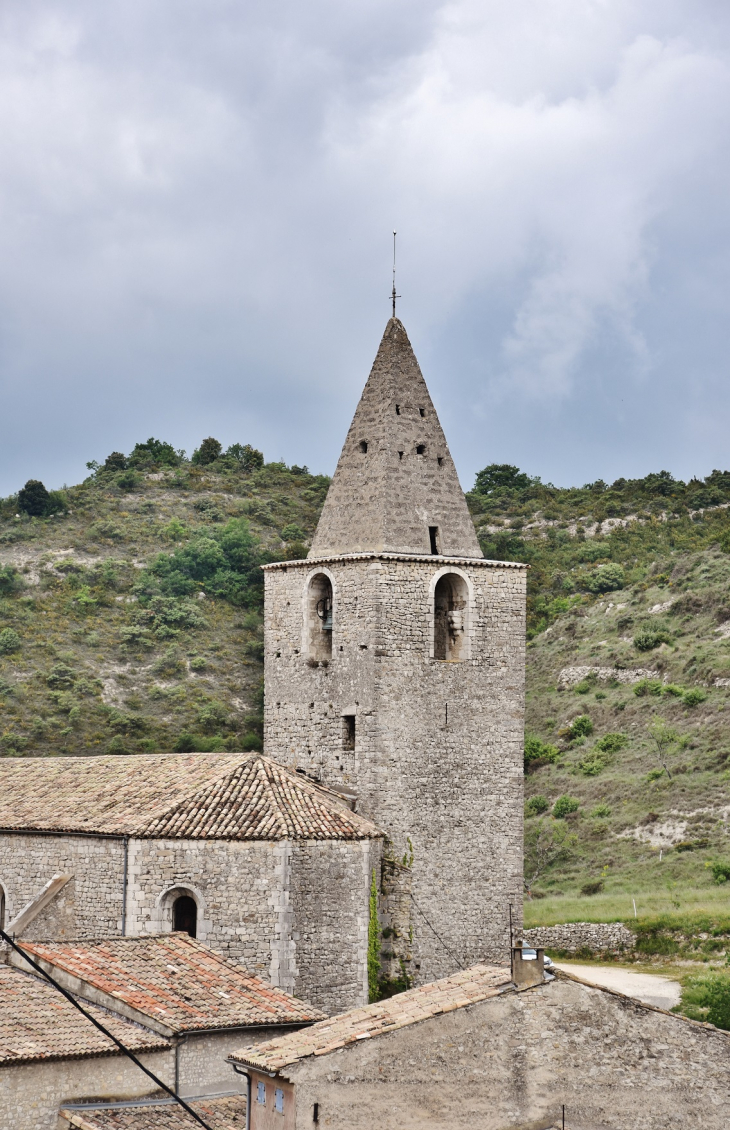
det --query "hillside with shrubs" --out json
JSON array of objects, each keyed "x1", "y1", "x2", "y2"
[{"x1": 2, "y1": 450, "x2": 730, "y2": 942}]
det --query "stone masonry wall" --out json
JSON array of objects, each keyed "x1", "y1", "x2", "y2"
[
  {"x1": 1, "y1": 1048, "x2": 174, "y2": 1130},
  {"x1": 264, "y1": 555, "x2": 526, "y2": 985},
  {"x1": 523, "y1": 922, "x2": 637, "y2": 954},
  {"x1": 287, "y1": 975, "x2": 730, "y2": 1129},
  {"x1": 0, "y1": 832, "x2": 125, "y2": 940}
]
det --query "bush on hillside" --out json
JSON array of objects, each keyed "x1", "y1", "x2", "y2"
[
  {"x1": 141, "y1": 518, "x2": 265, "y2": 607},
  {"x1": 553, "y1": 795, "x2": 580, "y2": 819},
  {"x1": 524, "y1": 734, "x2": 559, "y2": 771},
  {"x1": 525, "y1": 795, "x2": 549, "y2": 817},
  {"x1": 710, "y1": 862, "x2": 730, "y2": 884},
  {"x1": 585, "y1": 563, "x2": 625, "y2": 593},
  {"x1": 225, "y1": 443, "x2": 264, "y2": 471},
  {"x1": 193, "y1": 437, "x2": 223, "y2": 465},
  {"x1": 0, "y1": 628, "x2": 21, "y2": 655},
  {"x1": 104, "y1": 452, "x2": 127, "y2": 471},
  {"x1": 128, "y1": 438, "x2": 182, "y2": 469},
  {"x1": 473, "y1": 464, "x2": 533, "y2": 494},
  {"x1": 17, "y1": 479, "x2": 50, "y2": 516},
  {"x1": 634, "y1": 627, "x2": 671, "y2": 651},
  {"x1": 683, "y1": 688, "x2": 708, "y2": 707},
  {"x1": 634, "y1": 679, "x2": 663, "y2": 697},
  {"x1": 0, "y1": 566, "x2": 21, "y2": 595},
  {"x1": 116, "y1": 470, "x2": 142, "y2": 491},
  {"x1": 560, "y1": 715, "x2": 593, "y2": 741},
  {"x1": 595, "y1": 732, "x2": 628, "y2": 753}
]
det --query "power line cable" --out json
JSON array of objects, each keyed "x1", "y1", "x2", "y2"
[
  {"x1": 0, "y1": 928, "x2": 213, "y2": 1130},
  {"x1": 408, "y1": 893, "x2": 465, "y2": 970}
]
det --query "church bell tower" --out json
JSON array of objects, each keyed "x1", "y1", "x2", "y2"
[{"x1": 263, "y1": 318, "x2": 526, "y2": 983}]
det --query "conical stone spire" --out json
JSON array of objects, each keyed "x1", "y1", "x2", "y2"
[{"x1": 310, "y1": 319, "x2": 482, "y2": 558}]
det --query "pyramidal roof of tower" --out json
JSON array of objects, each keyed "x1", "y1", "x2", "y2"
[{"x1": 309, "y1": 318, "x2": 482, "y2": 559}]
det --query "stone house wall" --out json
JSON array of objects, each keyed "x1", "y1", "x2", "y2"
[
  {"x1": 283, "y1": 975, "x2": 730, "y2": 1129},
  {"x1": 0, "y1": 1048, "x2": 175, "y2": 1130},
  {"x1": 264, "y1": 555, "x2": 526, "y2": 985}
]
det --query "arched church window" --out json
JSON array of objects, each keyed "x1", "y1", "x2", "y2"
[
  {"x1": 173, "y1": 894, "x2": 197, "y2": 938},
  {"x1": 434, "y1": 573, "x2": 468, "y2": 661},
  {"x1": 307, "y1": 573, "x2": 333, "y2": 662}
]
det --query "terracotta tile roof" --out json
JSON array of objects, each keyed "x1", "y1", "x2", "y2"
[
  {"x1": 0, "y1": 753, "x2": 381, "y2": 840},
  {"x1": 229, "y1": 964, "x2": 512, "y2": 1073},
  {"x1": 59, "y1": 1094, "x2": 248, "y2": 1129},
  {"x1": 19, "y1": 934, "x2": 326, "y2": 1035},
  {"x1": 0, "y1": 964, "x2": 169, "y2": 1065}
]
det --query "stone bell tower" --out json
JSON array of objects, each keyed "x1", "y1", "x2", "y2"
[{"x1": 263, "y1": 318, "x2": 526, "y2": 985}]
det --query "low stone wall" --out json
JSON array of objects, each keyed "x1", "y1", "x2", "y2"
[
  {"x1": 557, "y1": 665, "x2": 659, "y2": 689},
  {"x1": 523, "y1": 921, "x2": 636, "y2": 953}
]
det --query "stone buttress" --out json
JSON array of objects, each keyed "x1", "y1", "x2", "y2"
[{"x1": 264, "y1": 318, "x2": 526, "y2": 985}]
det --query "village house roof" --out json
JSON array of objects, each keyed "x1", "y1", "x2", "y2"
[
  {"x1": 59, "y1": 1093, "x2": 248, "y2": 1129},
  {"x1": 0, "y1": 964, "x2": 169, "y2": 1065},
  {"x1": 0, "y1": 752, "x2": 381, "y2": 840},
  {"x1": 13, "y1": 934, "x2": 326, "y2": 1037},
  {"x1": 228, "y1": 963, "x2": 512, "y2": 1074}
]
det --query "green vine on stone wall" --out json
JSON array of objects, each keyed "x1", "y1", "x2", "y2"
[{"x1": 367, "y1": 868, "x2": 381, "y2": 1002}]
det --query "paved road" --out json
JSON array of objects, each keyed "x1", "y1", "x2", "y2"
[{"x1": 555, "y1": 963, "x2": 681, "y2": 1011}]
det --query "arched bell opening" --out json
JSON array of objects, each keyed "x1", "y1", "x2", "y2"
[
  {"x1": 433, "y1": 572, "x2": 469, "y2": 661},
  {"x1": 307, "y1": 573, "x2": 333, "y2": 662}
]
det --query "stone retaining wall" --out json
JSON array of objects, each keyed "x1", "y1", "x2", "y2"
[{"x1": 523, "y1": 921, "x2": 636, "y2": 953}]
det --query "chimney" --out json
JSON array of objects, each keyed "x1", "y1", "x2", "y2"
[{"x1": 511, "y1": 945, "x2": 545, "y2": 989}]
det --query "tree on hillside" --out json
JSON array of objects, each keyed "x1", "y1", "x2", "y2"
[
  {"x1": 474, "y1": 464, "x2": 533, "y2": 494},
  {"x1": 104, "y1": 452, "x2": 127, "y2": 471},
  {"x1": 524, "y1": 818, "x2": 577, "y2": 894},
  {"x1": 17, "y1": 480, "x2": 50, "y2": 516},
  {"x1": 193, "y1": 437, "x2": 223, "y2": 465}
]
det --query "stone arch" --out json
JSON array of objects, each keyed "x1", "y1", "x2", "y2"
[
  {"x1": 154, "y1": 884, "x2": 207, "y2": 941},
  {"x1": 303, "y1": 568, "x2": 335, "y2": 662},
  {"x1": 429, "y1": 568, "x2": 473, "y2": 661}
]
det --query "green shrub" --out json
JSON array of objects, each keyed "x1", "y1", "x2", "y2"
[
  {"x1": 580, "y1": 880, "x2": 604, "y2": 896},
  {"x1": 0, "y1": 566, "x2": 20, "y2": 595},
  {"x1": 128, "y1": 438, "x2": 181, "y2": 469},
  {"x1": 281, "y1": 523, "x2": 306, "y2": 542},
  {"x1": 197, "y1": 701, "x2": 229, "y2": 733},
  {"x1": 116, "y1": 470, "x2": 142, "y2": 491},
  {"x1": 189, "y1": 656, "x2": 207, "y2": 671},
  {"x1": 46, "y1": 663, "x2": 76, "y2": 688},
  {"x1": 585, "y1": 563, "x2": 625, "y2": 593},
  {"x1": 662, "y1": 683, "x2": 685, "y2": 697},
  {"x1": 553, "y1": 795, "x2": 580, "y2": 819},
  {"x1": 524, "y1": 735, "x2": 559, "y2": 770},
  {"x1": 17, "y1": 479, "x2": 50, "y2": 516},
  {"x1": 193, "y1": 437, "x2": 223, "y2": 465},
  {"x1": 647, "y1": 767, "x2": 665, "y2": 781},
  {"x1": 594, "y1": 732, "x2": 628, "y2": 753},
  {"x1": 700, "y1": 975, "x2": 730, "y2": 1030},
  {"x1": 525, "y1": 795, "x2": 549, "y2": 817},
  {"x1": 710, "y1": 862, "x2": 730, "y2": 884},
  {"x1": 0, "y1": 628, "x2": 21, "y2": 655},
  {"x1": 634, "y1": 627, "x2": 671, "y2": 651},
  {"x1": 574, "y1": 680, "x2": 591, "y2": 694},
  {"x1": 683, "y1": 688, "x2": 708, "y2": 707},
  {"x1": 104, "y1": 451, "x2": 127, "y2": 471},
  {"x1": 578, "y1": 754, "x2": 606, "y2": 777},
  {"x1": 569, "y1": 715, "x2": 593, "y2": 738},
  {"x1": 634, "y1": 679, "x2": 663, "y2": 697},
  {"x1": 174, "y1": 732, "x2": 227, "y2": 753},
  {"x1": 591, "y1": 803, "x2": 611, "y2": 817}
]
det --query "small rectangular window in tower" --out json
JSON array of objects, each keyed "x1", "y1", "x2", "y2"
[
  {"x1": 359, "y1": 440, "x2": 368, "y2": 453},
  {"x1": 398, "y1": 451, "x2": 403, "y2": 460},
  {"x1": 395, "y1": 404, "x2": 400, "y2": 415},
  {"x1": 429, "y1": 526, "x2": 440, "y2": 555},
  {"x1": 342, "y1": 715, "x2": 356, "y2": 750},
  {"x1": 419, "y1": 407, "x2": 425, "y2": 417},
  {"x1": 437, "y1": 456, "x2": 443, "y2": 466},
  {"x1": 313, "y1": 1103, "x2": 320, "y2": 1124},
  {"x1": 416, "y1": 444, "x2": 426, "y2": 455}
]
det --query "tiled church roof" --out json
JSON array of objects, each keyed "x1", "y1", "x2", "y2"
[
  {"x1": 0, "y1": 753, "x2": 381, "y2": 840},
  {"x1": 18, "y1": 934, "x2": 325, "y2": 1035},
  {"x1": 229, "y1": 964, "x2": 512, "y2": 1073},
  {"x1": 0, "y1": 965, "x2": 168, "y2": 1065}
]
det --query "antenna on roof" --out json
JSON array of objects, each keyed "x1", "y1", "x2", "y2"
[{"x1": 391, "y1": 231, "x2": 400, "y2": 317}]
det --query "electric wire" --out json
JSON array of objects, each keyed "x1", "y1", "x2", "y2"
[
  {"x1": 408, "y1": 893, "x2": 465, "y2": 970},
  {"x1": 0, "y1": 927, "x2": 214, "y2": 1130}
]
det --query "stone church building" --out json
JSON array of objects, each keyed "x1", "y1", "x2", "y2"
[{"x1": 0, "y1": 316, "x2": 526, "y2": 1013}]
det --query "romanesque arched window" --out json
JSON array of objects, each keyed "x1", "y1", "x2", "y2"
[
  {"x1": 307, "y1": 573, "x2": 333, "y2": 662},
  {"x1": 173, "y1": 894, "x2": 197, "y2": 938},
  {"x1": 433, "y1": 572, "x2": 468, "y2": 661}
]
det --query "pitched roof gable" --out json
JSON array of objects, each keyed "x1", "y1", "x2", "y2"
[
  {"x1": 229, "y1": 964, "x2": 512, "y2": 1073},
  {"x1": 17, "y1": 934, "x2": 325, "y2": 1035},
  {"x1": 309, "y1": 318, "x2": 482, "y2": 558},
  {"x1": 0, "y1": 753, "x2": 381, "y2": 840}
]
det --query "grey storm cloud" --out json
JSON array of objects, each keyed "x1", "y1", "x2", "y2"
[{"x1": 1, "y1": 0, "x2": 730, "y2": 495}]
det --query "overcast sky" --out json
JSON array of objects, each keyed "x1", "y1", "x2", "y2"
[{"x1": 1, "y1": 0, "x2": 730, "y2": 497}]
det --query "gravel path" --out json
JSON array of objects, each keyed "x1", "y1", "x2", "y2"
[{"x1": 555, "y1": 963, "x2": 681, "y2": 1011}]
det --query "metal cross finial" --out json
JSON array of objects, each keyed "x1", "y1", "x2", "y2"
[{"x1": 391, "y1": 230, "x2": 400, "y2": 317}]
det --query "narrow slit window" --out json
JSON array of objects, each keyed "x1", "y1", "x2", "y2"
[
  {"x1": 313, "y1": 1103, "x2": 320, "y2": 1124},
  {"x1": 395, "y1": 404, "x2": 400, "y2": 415},
  {"x1": 437, "y1": 456, "x2": 443, "y2": 466},
  {"x1": 342, "y1": 715, "x2": 356, "y2": 751},
  {"x1": 429, "y1": 526, "x2": 439, "y2": 555},
  {"x1": 398, "y1": 451, "x2": 404, "y2": 460},
  {"x1": 419, "y1": 407, "x2": 425, "y2": 417},
  {"x1": 359, "y1": 440, "x2": 368, "y2": 453},
  {"x1": 416, "y1": 444, "x2": 426, "y2": 455}
]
